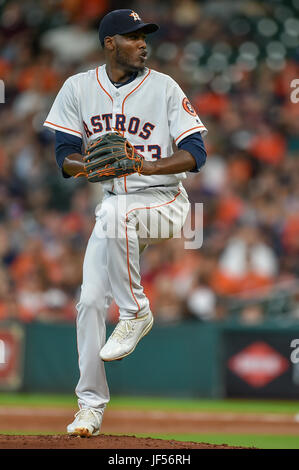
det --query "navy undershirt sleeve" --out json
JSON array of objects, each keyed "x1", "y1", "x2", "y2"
[
  {"x1": 178, "y1": 131, "x2": 207, "y2": 173},
  {"x1": 55, "y1": 130, "x2": 83, "y2": 178}
]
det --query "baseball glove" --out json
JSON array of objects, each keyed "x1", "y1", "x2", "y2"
[{"x1": 81, "y1": 132, "x2": 144, "y2": 183}]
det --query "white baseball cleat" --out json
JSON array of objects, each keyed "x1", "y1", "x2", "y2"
[
  {"x1": 67, "y1": 408, "x2": 103, "y2": 437},
  {"x1": 100, "y1": 311, "x2": 154, "y2": 361}
]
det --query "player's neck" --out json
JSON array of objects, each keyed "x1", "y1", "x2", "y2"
[{"x1": 105, "y1": 63, "x2": 138, "y2": 84}]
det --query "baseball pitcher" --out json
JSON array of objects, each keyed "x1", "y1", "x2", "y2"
[{"x1": 44, "y1": 9, "x2": 208, "y2": 437}]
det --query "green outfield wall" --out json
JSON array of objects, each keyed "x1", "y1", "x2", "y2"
[{"x1": 1, "y1": 319, "x2": 299, "y2": 398}]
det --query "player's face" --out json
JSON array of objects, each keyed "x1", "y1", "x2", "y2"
[{"x1": 114, "y1": 31, "x2": 147, "y2": 72}]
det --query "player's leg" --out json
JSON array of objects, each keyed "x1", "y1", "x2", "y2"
[
  {"x1": 98, "y1": 193, "x2": 152, "y2": 362},
  {"x1": 68, "y1": 216, "x2": 113, "y2": 435},
  {"x1": 106, "y1": 187, "x2": 189, "y2": 317},
  {"x1": 136, "y1": 186, "x2": 190, "y2": 248},
  {"x1": 99, "y1": 186, "x2": 190, "y2": 361},
  {"x1": 97, "y1": 193, "x2": 150, "y2": 320}
]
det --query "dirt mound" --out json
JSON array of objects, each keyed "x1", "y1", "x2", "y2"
[{"x1": 0, "y1": 434, "x2": 250, "y2": 449}]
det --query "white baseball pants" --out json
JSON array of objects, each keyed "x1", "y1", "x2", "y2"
[{"x1": 75, "y1": 184, "x2": 190, "y2": 411}]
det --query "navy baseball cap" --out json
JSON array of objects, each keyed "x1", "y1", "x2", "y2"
[{"x1": 99, "y1": 9, "x2": 159, "y2": 46}]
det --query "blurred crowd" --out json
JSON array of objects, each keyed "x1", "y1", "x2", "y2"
[{"x1": 0, "y1": 0, "x2": 299, "y2": 326}]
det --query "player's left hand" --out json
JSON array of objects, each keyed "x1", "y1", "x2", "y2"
[{"x1": 83, "y1": 132, "x2": 144, "y2": 183}]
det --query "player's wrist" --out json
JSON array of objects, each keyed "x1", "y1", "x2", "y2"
[
  {"x1": 140, "y1": 160, "x2": 156, "y2": 176},
  {"x1": 63, "y1": 154, "x2": 86, "y2": 177}
]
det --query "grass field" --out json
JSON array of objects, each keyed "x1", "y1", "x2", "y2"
[
  {"x1": 1, "y1": 393, "x2": 299, "y2": 449},
  {"x1": 137, "y1": 433, "x2": 299, "y2": 449},
  {"x1": 1, "y1": 393, "x2": 299, "y2": 413}
]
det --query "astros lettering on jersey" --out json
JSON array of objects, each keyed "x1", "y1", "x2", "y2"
[{"x1": 44, "y1": 65, "x2": 207, "y2": 194}]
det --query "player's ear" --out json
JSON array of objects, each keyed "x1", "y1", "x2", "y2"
[{"x1": 104, "y1": 36, "x2": 115, "y2": 51}]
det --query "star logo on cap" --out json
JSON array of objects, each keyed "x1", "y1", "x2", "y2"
[{"x1": 130, "y1": 11, "x2": 141, "y2": 22}]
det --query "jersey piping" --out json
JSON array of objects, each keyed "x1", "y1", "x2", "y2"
[
  {"x1": 96, "y1": 67, "x2": 113, "y2": 103},
  {"x1": 175, "y1": 126, "x2": 206, "y2": 144},
  {"x1": 121, "y1": 69, "x2": 151, "y2": 194},
  {"x1": 44, "y1": 120, "x2": 83, "y2": 137},
  {"x1": 121, "y1": 69, "x2": 151, "y2": 115}
]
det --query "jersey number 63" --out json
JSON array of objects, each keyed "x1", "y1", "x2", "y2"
[{"x1": 134, "y1": 145, "x2": 161, "y2": 160}]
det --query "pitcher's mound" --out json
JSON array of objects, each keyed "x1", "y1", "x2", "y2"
[{"x1": 0, "y1": 434, "x2": 251, "y2": 449}]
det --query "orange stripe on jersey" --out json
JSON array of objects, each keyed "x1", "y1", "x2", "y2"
[
  {"x1": 120, "y1": 69, "x2": 151, "y2": 193},
  {"x1": 44, "y1": 121, "x2": 82, "y2": 136},
  {"x1": 175, "y1": 126, "x2": 206, "y2": 143},
  {"x1": 121, "y1": 69, "x2": 151, "y2": 114},
  {"x1": 96, "y1": 67, "x2": 113, "y2": 103}
]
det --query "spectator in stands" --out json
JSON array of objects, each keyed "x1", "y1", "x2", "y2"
[{"x1": 0, "y1": 0, "x2": 298, "y2": 324}]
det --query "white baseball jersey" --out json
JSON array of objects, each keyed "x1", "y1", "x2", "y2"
[
  {"x1": 44, "y1": 63, "x2": 208, "y2": 413},
  {"x1": 44, "y1": 64, "x2": 207, "y2": 194}
]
